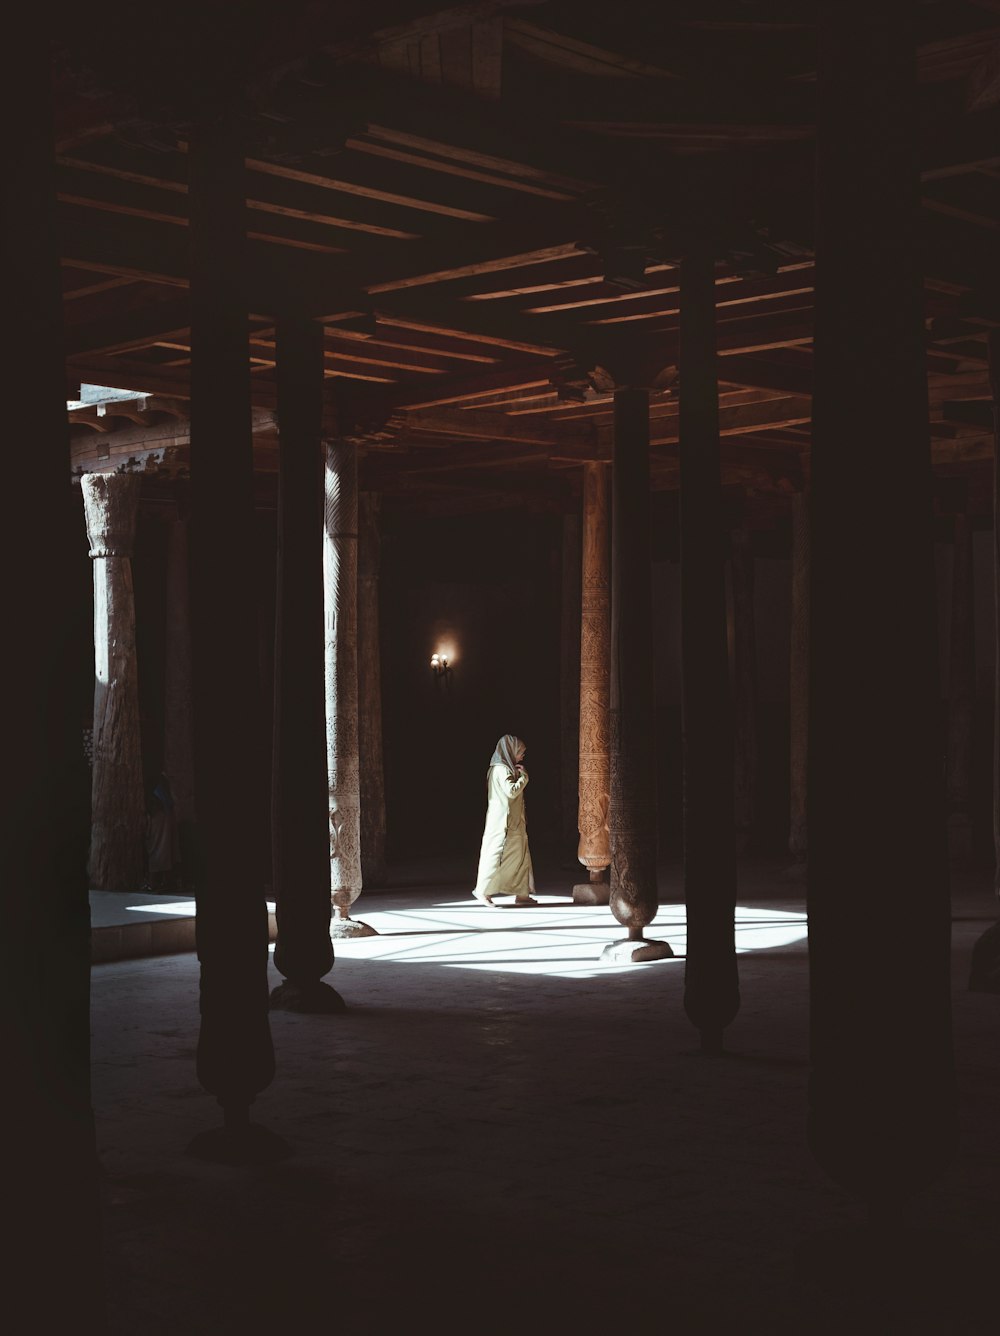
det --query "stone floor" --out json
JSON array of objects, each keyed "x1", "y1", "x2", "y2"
[{"x1": 92, "y1": 856, "x2": 1000, "y2": 1335}]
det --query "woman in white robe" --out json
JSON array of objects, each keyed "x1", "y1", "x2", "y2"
[{"x1": 473, "y1": 734, "x2": 538, "y2": 906}]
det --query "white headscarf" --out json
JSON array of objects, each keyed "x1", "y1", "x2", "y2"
[{"x1": 489, "y1": 734, "x2": 524, "y2": 774}]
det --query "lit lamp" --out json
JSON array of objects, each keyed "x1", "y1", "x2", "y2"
[{"x1": 430, "y1": 652, "x2": 453, "y2": 690}]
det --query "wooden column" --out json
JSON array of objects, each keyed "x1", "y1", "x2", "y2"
[
  {"x1": 991, "y1": 330, "x2": 1000, "y2": 894},
  {"x1": 270, "y1": 318, "x2": 342, "y2": 1013},
  {"x1": 559, "y1": 509, "x2": 582, "y2": 856},
  {"x1": 325, "y1": 438, "x2": 375, "y2": 937},
  {"x1": 808, "y1": 1, "x2": 953, "y2": 1216},
  {"x1": 186, "y1": 110, "x2": 282, "y2": 1163},
  {"x1": 574, "y1": 461, "x2": 612, "y2": 903},
  {"x1": 731, "y1": 525, "x2": 759, "y2": 856},
  {"x1": 358, "y1": 491, "x2": 388, "y2": 888},
  {"x1": 163, "y1": 511, "x2": 196, "y2": 872},
  {"x1": 82, "y1": 472, "x2": 145, "y2": 891},
  {"x1": 6, "y1": 18, "x2": 102, "y2": 1323},
  {"x1": 946, "y1": 508, "x2": 975, "y2": 864},
  {"x1": 605, "y1": 384, "x2": 672, "y2": 963},
  {"x1": 679, "y1": 249, "x2": 739, "y2": 1054},
  {"x1": 789, "y1": 487, "x2": 810, "y2": 862}
]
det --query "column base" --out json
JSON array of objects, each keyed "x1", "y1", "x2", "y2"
[
  {"x1": 270, "y1": 980, "x2": 347, "y2": 1014},
  {"x1": 573, "y1": 880, "x2": 610, "y2": 905},
  {"x1": 330, "y1": 915, "x2": 378, "y2": 939},
  {"x1": 601, "y1": 936, "x2": 674, "y2": 965},
  {"x1": 186, "y1": 1120, "x2": 291, "y2": 1166}
]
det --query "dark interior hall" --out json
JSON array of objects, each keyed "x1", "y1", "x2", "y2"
[{"x1": 8, "y1": 4, "x2": 1000, "y2": 1333}]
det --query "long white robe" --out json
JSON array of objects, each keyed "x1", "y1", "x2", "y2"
[{"x1": 473, "y1": 765, "x2": 535, "y2": 899}]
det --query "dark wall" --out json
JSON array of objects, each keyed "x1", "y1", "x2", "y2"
[
  {"x1": 134, "y1": 495, "x2": 998, "y2": 871},
  {"x1": 378, "y1": 509, "x2": 802, "y2": 863},
  {"x1": 379, "y1": 508, "x2": 563, "y2": 862}
]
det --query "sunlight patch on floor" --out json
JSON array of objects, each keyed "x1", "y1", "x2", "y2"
[{"x1": 127, "y1": 895, "x2": 807, "y2": 979}]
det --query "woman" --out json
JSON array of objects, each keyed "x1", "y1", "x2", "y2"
[{"x1": 472, "y1": 734, "x2": 538, "y2": 907}]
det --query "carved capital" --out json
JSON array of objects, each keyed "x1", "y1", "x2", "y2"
[
  {"x1": 81, "y1": 471, "x2": 141, "y2": 558},
  {"x1": 587, "y1": 348, "x2": 679, "y2": 396}
]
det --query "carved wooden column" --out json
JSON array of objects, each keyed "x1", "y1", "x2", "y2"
[
  {"x1": 789, "y1": 486, "x2": 810, "y2": 863},
  {"x1": 808, "y1": 1, "x2": 953, "y2": 1221},
  {"x1": 186, "y1": 110, "x2": 282, "y2": 1164},
  {"x1": 163, "y1": 510, "x2": 196, "y2": 872},
  {"x1": 325, "y1": 438, "x2": 375, "y2": 937},
  {"x1": 679, "y1": 248, "x2": 739, "y2": 1054},
  {"x1": 560, "y1": 509, "x2": 582, "y2": 857},
  {"x1": 358, "y1": 491, "x2": 388, "y2": 887},
  {"x1": 731, "y1": 525, "x2": 759, "y2": 856},
  {"x1": 600, "y1": 368, "x2": 672, "y2": 963},
  {"x1": 6, "y1": 18, "x2": 102, "y2": 1322},
  {"x1": 946, "y1": 506, "x2": 975, "y2": 864},
  {"x1": 574, "y1": 461, "x2": 612, "y2": 904},
  {"x1": 82, "y1": 472, "x2": 145, "y2": 891},
  {"x1": 270, "y1": 318, "x2": 342, "y2": 1013}
]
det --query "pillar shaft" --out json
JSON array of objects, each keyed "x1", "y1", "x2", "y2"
[
  {"x1": 578, "y1": 461, "x2": 611, "y2": 876},
  {"x1": 679, "y1": 248, "x2": 739, "y2": 1045},
  {"x1": 358, "y1": 490, "x2": 388, "y2": 886},
  {"x1": 789, "y1": 488, "x2": 810, "y2": 860},
  {"x1": 325, "y1": 439, "x2": 363, "y2": 914},
  {"x1": 560, "y1": 510, "x2": 582, "y2": 852},
  {"x1": 82, "y1": 472, "x2": 145, "y2": 891},
  {"x1": 163, "y1": 513, "x2": 196, "y2": 842},
  {"x1": 809, "y1": 0, "x2": 953, "y2": 1203},
  {"x1": 162, "y1": 508, "x2": 195, "y2": 897},
  {"x1": 946, "y1": 509, "x2": 974, "y2": 862},
  {"x1": 271, "y1": 317, "x2": 333, "y2": 988},
  {"x1": 188, "y1": 110, "x2": 275, "y2": 1113},
  {"x1": 991, "y1": 330, "x2": 1000, "y2": 892},
  {"x1": 6, "y1": 18, "x2": 102, "y2": 1321},
  {"x1": 731, "y1": 526, "x2": 759, "y2": 855},
  {"x1": 609, "y1": 388, "x2": 658, "y2": 929}
]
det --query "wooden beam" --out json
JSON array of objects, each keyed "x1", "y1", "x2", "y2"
[{"x1": 401, "y1": 404, "x2": 594, "y2": 445}]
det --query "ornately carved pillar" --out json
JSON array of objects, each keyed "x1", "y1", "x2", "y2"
[
  {"x1": 679, "y1": 247, "x2": 739, "y2": 1053},
  {"x1": 808, "y1": 0, "x2": 953, "y2": 1222},
  {"x1": 358, "y1": 490, "x2": 388, "y2": 887},
  {"x1": 82, "y1": 471, "x2": 145, "y2": 892},
  {"x1": 574, "y1": 461, "x2": 612, "y2": 904},
  {"x1": 602, "y1": 370, "x2": 672, "y2": 964},
  {"x1": 560, "y1": 508, "x2": 582, "y2": 856},
  {"x1": 163, "y1": 510, "x2": 196, "y2": 870},
  {"x1": 270, "y1": 317, "x2": 342, "y2": 1013},
  {"x1": 946, "y1": 506, "x2": 974, "y2": 864},
  {"x1": 325, "y1": 438, "x2": 375, "y2": 937},
  {"x1": 186, "y1": 109, "x2": 282, "y2": 1163},
  {"x1": 788, "y1": 485, "x2": 810, "y2": 863},
  {"x1": 731, "y1": 524, "x2": 759, "y2": 856}
]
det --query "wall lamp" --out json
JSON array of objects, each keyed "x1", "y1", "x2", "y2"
[{"x1": 430, "y1": 652, "x2": 453, "y2": 690}]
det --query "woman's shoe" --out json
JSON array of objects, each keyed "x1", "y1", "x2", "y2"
[
  {"x1": 472, "y1": 890, "x2": 494, "y2": 905},
  {"x1": 512, "y1": 896, "x2": 538, "y2": 907}
]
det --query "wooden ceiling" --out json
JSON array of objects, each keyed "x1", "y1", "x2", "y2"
[{"x1": 57, "y1": 1, "x2": 1000, "y2": 521}]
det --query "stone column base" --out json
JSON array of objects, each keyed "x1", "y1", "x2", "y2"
[
  {"x1": 270, "y1": 980, "x2": 346, "y2": 1013},
  {"x1": 187, "y1": 1106, "x2": 291, "y2": 1166},
  {"x1": 573, "y1": 880, "x2": 610, "y2": 905},
  {"x1": 601, "y1": 937, "x2": 674, "y2": 965},
  {"x1": 331, "y1": 914, "x2": 378, "y2": 939}
]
